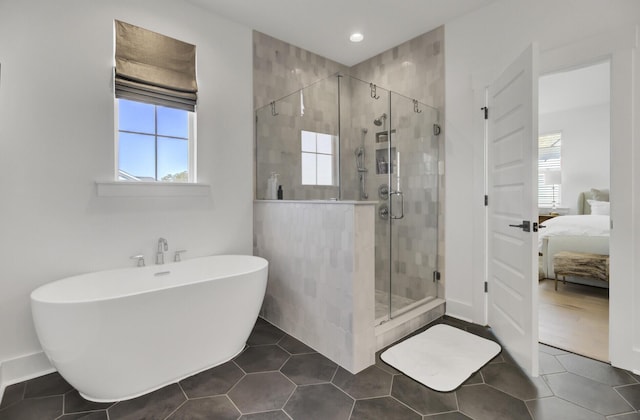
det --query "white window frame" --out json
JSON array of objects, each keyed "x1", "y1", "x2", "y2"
[
  {"x1": 114, "y1": 99, "x2": 197, "y2": 183},
  {"x1": 300, "y1": 130, "x2": 337, "y2": 186}
]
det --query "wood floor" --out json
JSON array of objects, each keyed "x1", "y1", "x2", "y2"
[{"x1": 538, "y1": 278, "x2": 609, "y2": 362}]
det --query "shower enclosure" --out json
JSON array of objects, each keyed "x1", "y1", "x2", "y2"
[{"x1": 256, "y1": 74, "x2": 440, "y2": 324}]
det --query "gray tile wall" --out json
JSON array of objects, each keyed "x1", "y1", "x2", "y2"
[
  {"x1": 254, "y1": 201, "x2": 376, "y2": 373},
  {"x1": 252, "y1": 27, "x2": 446, "y2": 350}
]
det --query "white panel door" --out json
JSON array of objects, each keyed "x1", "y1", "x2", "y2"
[{"x1": 487, "y1": 44, "x2": 539, "y2": 376}]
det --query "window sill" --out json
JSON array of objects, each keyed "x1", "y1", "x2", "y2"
[{"x1": 96, "y1": 181, "x2": 210, "y2": 197}]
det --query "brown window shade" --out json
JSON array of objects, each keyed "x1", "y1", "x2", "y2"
[{"x1": 115, "y1": 20, "x2": 197, "y2": 111}]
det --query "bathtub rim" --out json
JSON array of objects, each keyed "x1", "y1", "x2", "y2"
[{"x1": 30, "y1": 254, "x2": 268, "y2": 305}]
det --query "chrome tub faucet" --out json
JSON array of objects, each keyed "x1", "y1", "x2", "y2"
[{"x1": 156, "y1": 238, "x2": 168, "y2": 264}]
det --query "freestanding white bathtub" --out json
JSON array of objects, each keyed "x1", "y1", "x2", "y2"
[{"x1": 31, "y1": 254, "x2": 268, "y2": 402}]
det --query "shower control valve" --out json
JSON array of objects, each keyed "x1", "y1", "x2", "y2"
[
  {"x1": 379, "y1": 204, "x2": 389, "y2": 220},
  {"x1": 378, "y1": 184, "x2": 389, "y2": 200}
]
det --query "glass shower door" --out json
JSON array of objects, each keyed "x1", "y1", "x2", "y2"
[{"x1": 388, "y1": 92, "x2": 440, "y2": 317}]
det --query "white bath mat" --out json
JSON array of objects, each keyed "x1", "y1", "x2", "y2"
[{"x1": 380, "y1": 324, "x2": 501, "y2": 392}]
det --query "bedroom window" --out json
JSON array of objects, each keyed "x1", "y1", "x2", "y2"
[{"x1": 538, "y1": 132, "x2": 562, "y2": 206}]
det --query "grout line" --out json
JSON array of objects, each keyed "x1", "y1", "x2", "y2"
[{"x1": 163, "y1": 399, "x2": 187, "y2": 420}]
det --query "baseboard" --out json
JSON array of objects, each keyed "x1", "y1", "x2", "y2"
[{"x1": 0, "y1": 352, "x2": 54, "y2": 405}]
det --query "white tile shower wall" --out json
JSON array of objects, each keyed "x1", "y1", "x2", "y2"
[{"x1": 254, "y1": 201, "x2": 375, "y2": 373}]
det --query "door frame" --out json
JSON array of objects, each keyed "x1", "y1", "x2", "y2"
[{"x1": 476, "y1": 25, "x2": 637, "y2": 372}]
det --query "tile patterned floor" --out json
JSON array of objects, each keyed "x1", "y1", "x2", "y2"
[{"x1": 2, "y1": 316, "x2": 640, "y2": 419}]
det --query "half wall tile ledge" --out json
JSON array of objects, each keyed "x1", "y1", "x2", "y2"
[
  {"x1": 96, "y1": 181, "x2": 211, "y2": 198},
  {"x1": 254, "y1": 199, "x2": 378, "y2": 205}
]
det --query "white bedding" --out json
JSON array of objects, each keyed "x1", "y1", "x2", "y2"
[{"x1": 539, "y1": 215, "x2": 610, "y2": 251}]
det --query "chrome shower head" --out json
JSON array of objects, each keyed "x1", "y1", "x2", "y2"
[{"x1": 373, "y1": 113, "x2": 387, "y2": 126}]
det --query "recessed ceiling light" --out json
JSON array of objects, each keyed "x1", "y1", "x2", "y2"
[{"x1": 349, "y1": 33, "x2": 364, "y2": 43}]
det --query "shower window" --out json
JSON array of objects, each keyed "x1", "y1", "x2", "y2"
[{"x1": 301, "y1": 130, "x2": 337, "y2": 186}]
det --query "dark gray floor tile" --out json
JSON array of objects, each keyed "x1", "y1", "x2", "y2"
[
  {"x1": 465, "y1": 325, "x2": 499, "y2": 343},
  {"x1": 235, "y1": 345, "x2": 290, "y2": 373},
  {"x1": 375, "y1": 349, "x2": 400, "y2": 375},
  {"x1": 64, "y1": 390, "x2": 112, "y2": 414},
  {"x1": 239, "y1": 410, "x2": 290, "y2": 419},
  {"x1": 557, "y1": 354, "x2": 637, "y2": 387},
  {"x1": 248, "y1": 323, "x2": 286, "y2": 346},
  {"x1": 332, "y1": 366, "x2": 392, "y2": 399},
  {"x1": 545, "y1": 372, "x2": 633, "y2": 416},
  {"x1": 168, "y1": 396, "x2": 239, "y2": 420},
  {"x1": 457, "y1": 384, "x2": 532, "y2": 420},
  {"x1": 539, "y1": 343, "x2": 568, "y2": 356},
  {"x1": 0, "y1": 395, "x2": 62, "y2": 420},
  {"x1": 463, "y1": 371, "x2": 483, "y2": 385},
  {"x1": 58, "y1": 411, "x2": 108, "y2": 420},
  {"x1": 228, "y1": 372, "x2": 295, "y2": 413},
  {"x1": 284, "y1": 383, "x2": 353, "y2": 420},
  {"x1": 538, "y1": 351, "x2": 566, "y2": 375},
  {"x1": 423, "y1": 412, "x2": 473, "y2": 420},
  {"x1": 390, "y1": 375, "x2": 457, "y2": 415},
  {"x1": 107, "y1": 383, "x2": 185, "y2": 420},
  {"x1": 489, "y1": 353, "x2": 505, "y2": 364},
  {"x1": 438, "y1": 316, "x2": 475, "y2": 330},
  {"x1": 608, "y1": 413, "x2": 640, "y2": 420},
  {"x1": 525, "y1": 396, "x2": 605, "y2": 420},
  {"x1": 616, "y1": 384, "x2": 640, "y2": 410},
  {"x1": 24, "y1": 372, "x2": 73, "y2": 398},
  {"x1": 179, "y1": 361, "x2": 245, "y2": 397},
  {"x1": 351, "y1": 396, "x2": 420, "y2": 420},
  {"x1": 0, "y1": 382, "x2": 25, "y2": 409},
  {"x1": 481, "y1": 362, "x2": 552, "y2": 400},
  {"x1": 278, "y1": 335, "x2": 314, "y2": 354},
  {"x1": 280, "y1": 352, "x2": 338, "y2": 385}
]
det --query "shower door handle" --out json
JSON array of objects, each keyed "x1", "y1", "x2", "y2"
[{"x1": 390, "y1": 191, "x2": 404, "y2": 219}]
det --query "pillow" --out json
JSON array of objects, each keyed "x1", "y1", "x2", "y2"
[
  {"x1": 587, "y1": 199, "x2": 610, "y2": 215},
  {"x1": 590, "y1": 188, "x2": 610, "y2": 202}
]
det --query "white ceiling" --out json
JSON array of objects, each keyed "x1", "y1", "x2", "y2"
[
  {"x1": 187, "y1": 0, "x2": 496, "y2": 66},
  {"x1": 539, "y1": 61, "x2": 610, "y2": 115}
]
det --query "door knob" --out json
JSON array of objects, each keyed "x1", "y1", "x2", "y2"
[{"x1": 508, "y1": 220, "x2": 531, "y2": 232}]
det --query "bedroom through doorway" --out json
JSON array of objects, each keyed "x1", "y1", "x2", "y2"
[{"x1": 537, "y1": 60, "x2": 611, "y2": 362}]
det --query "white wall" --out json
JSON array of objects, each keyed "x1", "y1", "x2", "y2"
[
  {"x1": 444, "y1": 0, "x2": 639, "y2": 371},
  {"x1": 0, "y1": 0, "x2": 253, "y2": 384},
  {"x1": 540, "y1": 103, "x2": 610, "y2": 214}
]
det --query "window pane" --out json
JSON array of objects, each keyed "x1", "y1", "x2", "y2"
[
  {"x1": 158, "y1": 137, "x2": 188, "y2": 182},
  {"x1": 316, "y1": 134, "x2": 333, "y2": 154},
  {"x1": 157, "y1": 106, "x2": 189, "y2": 138},
  {"x1": 118, "y1": 99, "x2": 154, "y2": 133},
  {"x1": 301, "y1": 152, "x2": 316, "y2": 185},
  {"x1": 317, "y1": 154, "x2": 333, "y2": 185},
  {"x1": 301, "y1": 130, "x2": 316, "y2": 152},
  {"x1": 118, "y1": 133, "x2": 155, "y2": 180}
]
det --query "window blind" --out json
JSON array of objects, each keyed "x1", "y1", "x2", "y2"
[
  {"x1": 538, "y1": 133, "x2": 562, "y2": 206},
  {"x1": 114, "y1": 20, "x2": 197, "y2": 111}
]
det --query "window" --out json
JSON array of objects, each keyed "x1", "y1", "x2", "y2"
[
  {"x1": 114, "y1": 20, "x2": 198, "y2": 183},
  {"x1": 538, "y1": 132, "x2": 562, "y2": 206},
  {"x1": 301, "y1": 130, "x2": 337, "y2": 186},
  {"x1": 117, "y1": 99, "x2": 194, "y2": 182}
]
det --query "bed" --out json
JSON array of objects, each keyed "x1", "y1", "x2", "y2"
[{"x1": 538, "y1": 188, "x2": 610, "y2": 287}]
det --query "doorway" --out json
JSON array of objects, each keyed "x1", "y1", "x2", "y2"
[{"x1": 537, "y1": 60, "x2": 611, "y2": 361}]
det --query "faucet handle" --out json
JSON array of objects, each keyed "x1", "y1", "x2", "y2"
[
  {"x1": 174, "y1": 250, "x2": 187, "y2": 262},
  {"x1": 130, "y1": 254, "x2": 145, "y2": 267}
]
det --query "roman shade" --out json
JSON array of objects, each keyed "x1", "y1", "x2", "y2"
[{"x1": 115, "y1": 20, "x2": 197, "y2": 111}]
